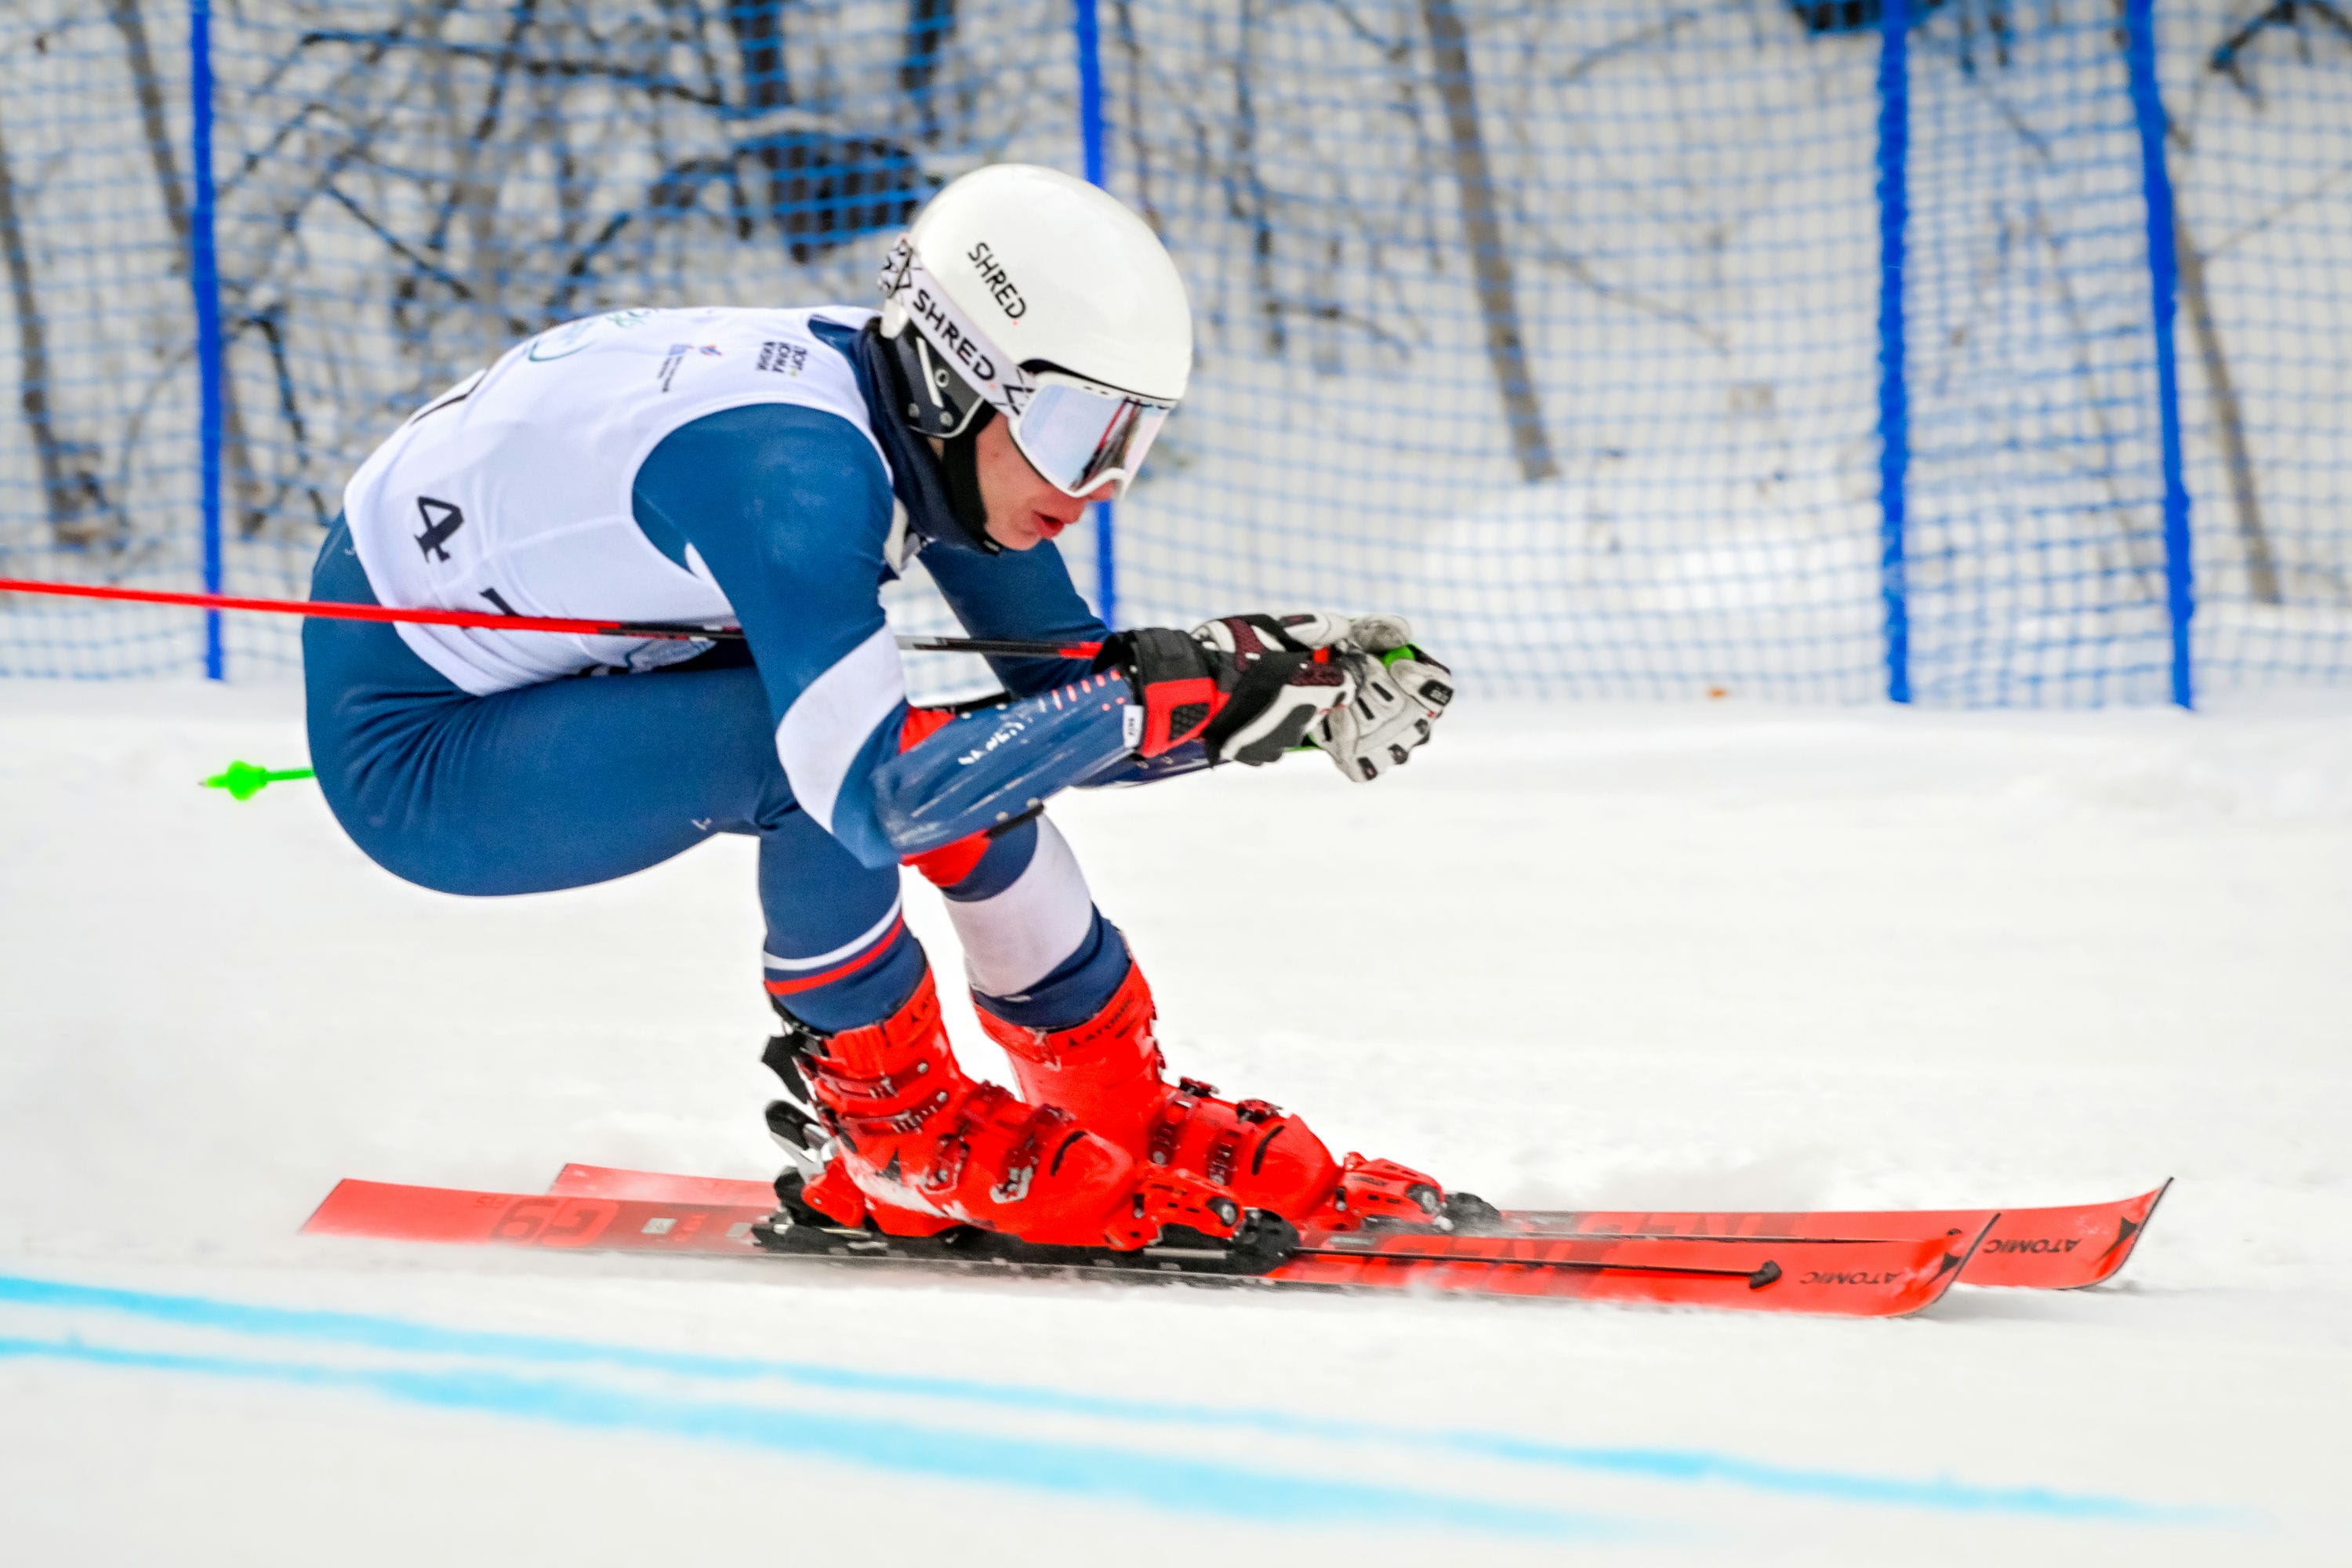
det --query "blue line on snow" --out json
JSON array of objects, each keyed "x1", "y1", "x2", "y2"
[
  {"x1": 0, "y1": 1334, "x2": 1606, "y2": 1539},
  {"x1": 1440, "y1": 1435, "x2": 2219, "y2": 1523},
  {"x1": 0, "y1": 1270, "x2": 2215, "y2": 1523}
]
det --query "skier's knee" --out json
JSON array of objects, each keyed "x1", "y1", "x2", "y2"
[{"x1": 902, "y1": 808, "x2": 1044, "y2": 891}]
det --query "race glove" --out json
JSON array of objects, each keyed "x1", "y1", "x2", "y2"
[
  {"x1": 1098, "y1": 613, "x2": 1365, "y2": 767},
  {"x1": 1301, "y1": 616, "x2": 1454, "y2": 782}
]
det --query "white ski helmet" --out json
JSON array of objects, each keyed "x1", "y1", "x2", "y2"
[{"x1": 878, "y1": 163, "x2": 1191, "y2": 498}]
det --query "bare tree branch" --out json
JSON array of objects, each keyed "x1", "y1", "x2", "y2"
[{"x1": 0, "y1": 104, "x2": 119, "y2": 548}]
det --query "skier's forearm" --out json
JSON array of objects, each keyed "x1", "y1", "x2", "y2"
[{"x1": 872, "y1": 672, "x2": 1140, "y2": 855}]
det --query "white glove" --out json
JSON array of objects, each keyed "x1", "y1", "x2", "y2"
[{"x1": 1283, "y1": 613, "x2": 1454, "y2": 782}]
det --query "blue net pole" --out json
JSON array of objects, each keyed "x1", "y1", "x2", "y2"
[
  {"x1": 187, "y1": 0, "x2": 225, "y2": 681},
  {"x1": 2125, "y1": 0, "x2": 2195, "y2": 711},
  {"x1": 1876, "y1": 0, "x2": 1912, "y2": 706},
  {"x1": 1073, "y1": 0, "x2": 1116, "y2": 631}
]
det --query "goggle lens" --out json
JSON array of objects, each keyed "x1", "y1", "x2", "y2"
[{"x1": 1012, "y1": 378, "x2": 1174, "y2": 498}]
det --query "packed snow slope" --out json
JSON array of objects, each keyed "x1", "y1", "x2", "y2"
[{"x1": 2, "y1": 681, "x2": 2347, "y2": 1564}]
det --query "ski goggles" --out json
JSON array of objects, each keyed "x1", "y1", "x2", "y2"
[{"x1": 1005, "y1": 373, "x2": 1176, "y2": 499}]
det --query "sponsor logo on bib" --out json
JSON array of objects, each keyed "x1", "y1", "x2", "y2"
[
  {"x1": 527, "y1": 308, "x2": 653, "y2": 361},
  {"x1": 658, "y1": 343, "x2": 723, "y2": 392}
]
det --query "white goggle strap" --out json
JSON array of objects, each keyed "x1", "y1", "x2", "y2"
[{"x1": 879, "y1": 243, "x2": 1030, "y2": 418}]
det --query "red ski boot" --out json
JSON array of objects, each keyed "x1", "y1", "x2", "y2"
[
  {"x1": 975, "y1": 962, "x2": 1446, "y2": 1232},
  {"x1": 768, "y1": 969, "x2": 1244, "y2": 1250}
]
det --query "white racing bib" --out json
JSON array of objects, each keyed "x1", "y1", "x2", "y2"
[{"x1": 342, "y1": 306, "x2": 884, "y2": 695}]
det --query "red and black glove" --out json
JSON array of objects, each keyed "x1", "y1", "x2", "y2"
[{"x1": 1098, "y1": 614, "x2": 1367, "y2": 766}]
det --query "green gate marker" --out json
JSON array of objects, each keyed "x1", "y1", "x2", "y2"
[{"x1": 201, "y1": 760, "x2": 315, "y2": 800}]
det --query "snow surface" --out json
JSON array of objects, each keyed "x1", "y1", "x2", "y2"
[{"x1": 3, "y1": 681, "x2": 2349, "y2": 1563}]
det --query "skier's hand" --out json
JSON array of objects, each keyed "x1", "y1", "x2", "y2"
[
  {"x1": 1289, "y1": 614, "x2": 1454, "y2": 782},
  {"x1": 1098, "y1": 614, "x2": 1364, "y2": 766}
]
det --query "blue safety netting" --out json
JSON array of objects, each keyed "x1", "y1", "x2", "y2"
[{"x1": 0, "y1": 1, "x2": 2346, "y2": 706}]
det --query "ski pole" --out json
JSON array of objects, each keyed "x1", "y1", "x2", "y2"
[{"x1": 0, "y1": 577, "x2": 1102, "y2": 660}]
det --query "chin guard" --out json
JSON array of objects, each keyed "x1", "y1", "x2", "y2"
[
  {"x1": 865, "y1": 321, "x2": 1000, "y2": 556},
  {"x1": 885, "y1": 320, "x2": 990, "y2": 439}
]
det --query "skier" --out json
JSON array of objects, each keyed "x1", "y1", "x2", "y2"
[{"x1": 305, "y1": 164, "x2": 1456, "y2": 1256}]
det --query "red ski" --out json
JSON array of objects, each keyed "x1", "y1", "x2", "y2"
[
  {"x1": 548, "y1": 1163, "x2": 772, "y2": 1205},
  {"x1": 303, "y1": 1175, "x2": 1987, "y2": 1318},
  {"x1": 304, "y1": 1179, "x2": 766, "y2": 1254},
  {"x1": 1495, "y1": 1183, "x2": 2169, "y2": 1290},
  {"x1": 1267, "y1": 1225, "x2": 1982, "y2": 1315},
  {"x1": 542, "y1": 1163, "x2": 2165, "y2": 1290}
]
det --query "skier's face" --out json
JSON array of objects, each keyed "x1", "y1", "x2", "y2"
[{"x1": 976, "y1": 413, "x2": 1115, "y2": 551}]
